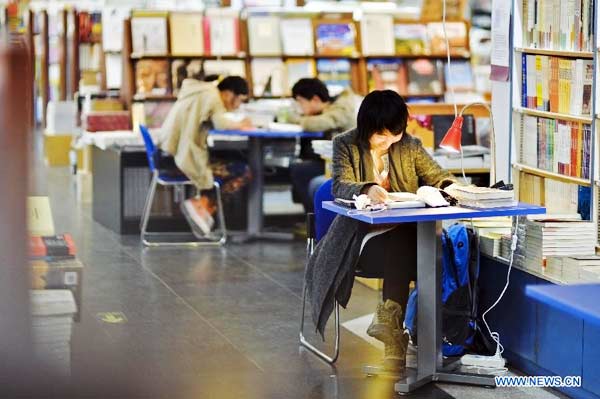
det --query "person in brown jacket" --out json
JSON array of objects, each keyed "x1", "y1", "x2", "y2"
[
  {"x1": 288, "y1": 78, "x2": 356, "y2": 213},
  {"x1": 306, "y1": 90, "x2": 458, "y2": 372},
  {"x1": 156, "y1": 76, "x2": 252, "y2": 237}
]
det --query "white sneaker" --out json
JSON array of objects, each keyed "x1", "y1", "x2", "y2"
[{"x1": 181, "y1": 197, "x2": 215, "y2": 237}]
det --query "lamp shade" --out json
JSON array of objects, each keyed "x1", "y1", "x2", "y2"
[{"x1": 439, "y1": 115, "x2": 463, "y2": 153}]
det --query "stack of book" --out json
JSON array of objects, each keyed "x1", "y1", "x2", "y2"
[
  {"x1": 513, "y1": 216, "x2": 596, "y2": 272},
  {"x1": 30, "y1": 290, "x2": 77, "y2": 378},
  {"x1": 480, "y1": 232, "x2": 504, "y2": 258},
  {"x1": 546, "y1": 255, "x2": 600, "y2": 282},
  {"x1": 450, "y1": 186, "x2": 516, "y2": 208},
  {"x1": 29, "y1": 234, "x2": 84, "y2": 321}
]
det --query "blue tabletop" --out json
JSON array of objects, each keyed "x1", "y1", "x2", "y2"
[
  {"x1": 526, "y1": 284, "x2": 600, "y2": 326},
  {"x1": 210, "y1": 129, "x2": 323, "y2": 139},
  {"x1": 322, "y1": 201, "x2": 546, "y2": 224}
]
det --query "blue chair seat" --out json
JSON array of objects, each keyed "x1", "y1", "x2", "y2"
[{"x1": 157, "y1": 173, "x2": 191, "y2": 183}]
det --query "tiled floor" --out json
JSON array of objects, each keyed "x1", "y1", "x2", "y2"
[{"x1": 27, "y1": 159, "x2": 568, "y2": 399}]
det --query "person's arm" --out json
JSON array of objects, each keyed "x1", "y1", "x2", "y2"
[
  {"x1": 209, "y1": 94, "x2": 252, "y2": 130},
  {"x1": 332, "y1": 135, "x2": 378, "y2": 199},
  {"x1": 413, "y1": 139, "x2": 456, "y2": 188},
  {"x1": 299, "y1": 104, "x2": 349, "y2": 133}
]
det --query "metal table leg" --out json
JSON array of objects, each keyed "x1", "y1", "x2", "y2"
[
  {"x1": 247, "y1": 136, "x2": 263, "y2": 237},
  {"x1": 394, "y1": 221, "x2": 496, "y2": 394}
]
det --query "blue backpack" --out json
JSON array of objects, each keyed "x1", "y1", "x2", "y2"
[{"x1": 403, "y1": 223, "x2": 481, "y2": 357}]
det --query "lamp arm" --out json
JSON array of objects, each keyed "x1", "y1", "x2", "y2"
[{"x1": 458, "y1": 102, "x2": 497, "y2": 185}]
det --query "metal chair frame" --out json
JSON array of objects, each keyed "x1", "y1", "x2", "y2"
[
  {"x1": 299, "y1": 213, "x2": 340, "y2": 364},
  {"x1": 138, "y1": 124, "x2": 226, "y2": 247},
  {"x1": 139, "y1": 172, "x2": 227, "y2": 247}
]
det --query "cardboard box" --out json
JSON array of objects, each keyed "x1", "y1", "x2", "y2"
[
  {"x1": 44, "y1": 133, "x2": 73, "y2": 166},
  {"x1": 30, "y1": 259, "x2": 83, "y2": 321}
]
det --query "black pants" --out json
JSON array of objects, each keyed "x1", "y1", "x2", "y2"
[
  {"x1": 290, "y1": 159, "x2": 325, "y2": 212},
  {"x1": 356, "y1": 223, "x2": 417, "y2": 312}
]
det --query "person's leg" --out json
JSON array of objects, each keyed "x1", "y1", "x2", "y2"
[
  {"x1": 357, "y1": 225, "x2": 417, "y2": 372},
  {"x1": 289, "y1": 159, "x2": 325, "y2": 213},
  {"x1": 381, "y1": 223, "x2": 417, "y2": 312}
]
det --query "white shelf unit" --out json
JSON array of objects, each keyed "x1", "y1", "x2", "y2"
[{"x1": 510, "y1": 0, "x2": 598, "y2": 227}]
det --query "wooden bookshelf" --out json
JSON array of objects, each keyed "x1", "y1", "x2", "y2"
[
  {"x1": 39, "y1": 10, "x2": 49, "y2": 127},
  {"x1": 119, "y1": 10, "x2": 477, "y2": 107},
  {"x1": 514, "y1": 107, "x2": 594, "y2": 124},
  {"x1": 513, "y1": 163, "x2": 592, "y2": 187},
  {"x1": 515, "y1": 47, "x2": 595, "y2": 59},
  {"x1": 409, "y1": 103, "x2": 491, "y2": 117}
]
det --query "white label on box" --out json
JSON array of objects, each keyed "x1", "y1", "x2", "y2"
[{"x1": 64, "y1": 272, "x2": 78, "y2": 286}]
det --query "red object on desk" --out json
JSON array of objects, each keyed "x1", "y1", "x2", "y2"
[{"x1": 439, "y1": 115, "x2": 463, "y2": 153}]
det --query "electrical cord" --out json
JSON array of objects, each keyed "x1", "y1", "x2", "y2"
[{"x1": 481, "y1": 216, "x2": 520, "y2": 358}]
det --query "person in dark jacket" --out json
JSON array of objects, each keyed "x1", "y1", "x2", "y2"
[{"x1": 305, "y1": 90, "x2": 457, "y2": 372}]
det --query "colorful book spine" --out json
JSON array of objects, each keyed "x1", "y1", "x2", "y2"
[
  {"x1": 524, "y1": 115, "x2": 591, "y2": 179},
  {"x1": 522, "y1": 54, "x2": 592, "y2": 116}
]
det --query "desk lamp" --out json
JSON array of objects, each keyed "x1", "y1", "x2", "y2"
[{"x1": 439, "y1": 102, "x2": 497, "y2": 185}]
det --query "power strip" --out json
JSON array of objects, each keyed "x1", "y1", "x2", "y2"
[{"x1": 460, "y1": 354, "x2": 506, "y2": 369}]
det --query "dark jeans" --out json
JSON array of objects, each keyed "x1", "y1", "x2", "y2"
[
  {"x1": 290, "y1": 159, "x2": 325, "y2": 213},
  {"x1": 356, "y1": 223, "x2": 417, "y2": 312}
]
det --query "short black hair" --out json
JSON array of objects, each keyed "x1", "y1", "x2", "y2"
[
  {"x1": 355, "y1": 90, "x2": 409, "y2": 148},
  {"x1": 217, "y1": 76, "x2": 249, "y2": 96},
  {"x1": 291, "y1": 78, "x2": 331, "y2": 102}
]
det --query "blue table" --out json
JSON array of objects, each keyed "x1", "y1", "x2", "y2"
[
  {"x1": 322, "y1": 201, "x2": 546, "y2": 394},
  {"x1": 210, "y1": 129, "x2": 323, "y2": 240},
  {"x1": 525, "y1": 284, "x2": 600, "y2": 327}
]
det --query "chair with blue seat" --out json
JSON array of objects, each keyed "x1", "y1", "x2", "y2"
[
  {"x1": 138, "y1": 125, "x2": 226, "y2": 247},
  {"x1": 299, "y1": 178, "x2": 384, "y2": 364}
]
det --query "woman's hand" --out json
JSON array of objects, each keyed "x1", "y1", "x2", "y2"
[{"x1": 366, "y1": 185, "x2": 388, "y2": 204}]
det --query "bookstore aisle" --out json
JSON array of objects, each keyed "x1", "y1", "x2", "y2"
[{"x1": 29, "y1": 146, "x2": 565, "y2": 399}]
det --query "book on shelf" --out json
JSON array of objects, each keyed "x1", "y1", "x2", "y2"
[
  {"x1": 169, "y1": 12, "x2": 204, "y2": 56},
  {"x1": 204, "y1": 8, "x2": 240, "y2": 56},
  {"x1": 30, "y1": 234, "x2": 76, "y2": 260},
  {"x1": 315, "y1": 21, "x2": 357, "y2": 56},
  {"x1": 426, "y1": 22, "x2": 468, "y2": 55},
  {"x1": 105, "y1": 53, "x2": 122, "y2": 89},
  {"x1": 251, "y1": 58, "x2": 285, "y2": 97},
  {"x1": 247, "y1": 15, "x2": 282, "y2": 56},
  {"x1": 78, "y1": 11, "x2": 101, "y2": 43},
  {"x1": 28, "y1": 196, "x2": 55, "y2": 236},
  {"x1": 130, "y1": 11, "x2": 169, "y2": 56},
  {"x1": 394, "y1": 23, "x2": 427, "y2": 55},
  {"x1": 543, "y1": 179, "x2": 580, "y2": 215},
  {"x1": 316, "y1": 59, "x2": 352, "y2": 97},
  {"x1": 202, "y1": 60, "x2": 246, "y2": 78},
  {"x1": 79, "y1": 43, "x2": 102, "y2": 71},
  {"x1": 367, "y1": 59, "x2": 407, "y2": 94},
  {"x1": 131, "y1": 101, "x2": 174, "y2": 130},
  {"x1": 519, "y1": 114, "x2": 591, "y2": 179},
  {"x1": 102, "y1": 7, "x2": 129, "y2": 52},
  {"x1": 360, "y1": 14, "x2": 394, "y2": 56},
  {"x1": 406, "y1": 59, "x2": 443, "y2": 95},
  {"x1": 522, "y1": 0, "x2": 594, "y2": 51},
  {"x1": 521, "y1": 54, "x2": 592, "y2": 116},
  {"x1": 280, "y1": 17, "x2": 314, "y2": 56},
  {"x1": 285, "y1": 59, "x2": 316, "y2": 95},
  {"x1": 422, "y1": 0, "x2": 465, "y2": 21},
  {"x1": 444, "y1": 60, "x2": 473, "y2": 91},
  {"x1": 135, "y1": 60, "x2": 169, "y2": 96},
  {"x1": 84, "y1": 111, "x2": 132, "y2": 132},
  {"x1": 171, "y1": 59, "x2": 203, "y2": 94}
]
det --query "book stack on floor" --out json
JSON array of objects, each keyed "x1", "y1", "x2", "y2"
[
  {"x1": 546, "y1": 255, "x2": 600, "y2": 283},
  {"x1": 30, "y1": 290, "x2": 77, "y2": 378},
  {"x1": 26, "y1": 197, "x2": 84, "y2": 376},
  {"x1": 451, "y1": 186, "x2": 516, "y2": 208},
  {"x1": 513, "y1": 216, "x2": 596, "y2": 273}
]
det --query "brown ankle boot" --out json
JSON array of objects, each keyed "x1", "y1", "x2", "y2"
[
  {"x1": 383, "y1": 329, "x2": 409, "y2": 372},
  {"x1": 366, "y1": 299, "x2": 403, "y2": 343},
  {"x1": 366, "y1": 299, "x2": 408, "y2": 372}
]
